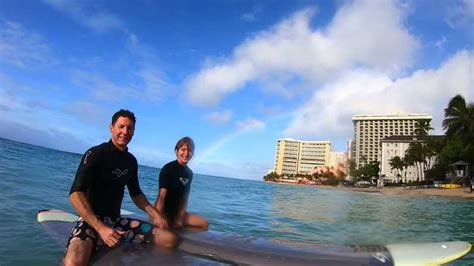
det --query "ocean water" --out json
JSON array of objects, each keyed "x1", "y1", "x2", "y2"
[{"x1": 0, "y1": 137, "x2": 473, "y2": 265}]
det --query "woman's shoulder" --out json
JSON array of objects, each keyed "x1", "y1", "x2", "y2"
[
  {"x1": 185, "y1": 165, "x2": 193, "y2": 176},
  {"x1": 161, "y1": 160, "x2": 179, "y2": 170}
]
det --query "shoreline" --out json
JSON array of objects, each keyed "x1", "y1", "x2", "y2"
[
  {"x1": 340, "y1": 186, "x2": 474, "y2": 199},
  {"x1": 266, "y1": 181, "x2": 474, "y2": 199}
]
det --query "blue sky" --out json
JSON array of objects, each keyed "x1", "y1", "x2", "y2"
[{"x1": 0, "y1": 0, "x2": 473, "y2": 180}]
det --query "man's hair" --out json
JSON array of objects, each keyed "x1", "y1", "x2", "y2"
[
  {"x1": 175, "y1": 136, "x2": 194, "y2": 153},
  {"x1": 112, "y1": 109, "x2": 136, "y2": 126}
]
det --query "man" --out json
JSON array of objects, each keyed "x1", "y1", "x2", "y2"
[{"x1": 64, "y1": 109, "x2": 176, "y2": 266}]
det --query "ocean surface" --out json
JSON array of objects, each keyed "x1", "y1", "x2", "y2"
[{"x1": 0, "y1": 137, "x2": 473, "y2": 265}]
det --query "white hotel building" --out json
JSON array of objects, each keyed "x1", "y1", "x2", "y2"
[
  {"x1": 380, "y1": 135, "x2": 439, "y2": 182},
  {"x1": 274, "y1": 138, "x2": 331, "y2": 176},
  {"x1": 352, "y1": 113, "x2": 432, "y2": 169}
]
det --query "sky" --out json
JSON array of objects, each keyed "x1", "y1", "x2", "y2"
[{"x1": 0, "y1": 0, "x2": 473, "y2": 180}]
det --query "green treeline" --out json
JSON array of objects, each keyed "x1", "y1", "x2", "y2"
[{"x1": 263, "y1": 168, "x2": 345, "y2": 186}]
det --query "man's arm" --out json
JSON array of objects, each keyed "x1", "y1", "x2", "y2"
[
  {"x1": 70, "y1": 191, "x2": 123, "y2": 247},
  {"x1": 132, "y1": 193, "x2": 167, "y2": 229}
]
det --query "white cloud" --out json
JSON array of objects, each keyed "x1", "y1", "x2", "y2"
[
  {"x1": 126, "y1": 33, "x2": 170, "y2": 102},
  {"x1": 242, "y1": 13, "x2": 257, "y2": 22},
  {"x1": 205, "y1": 110, "x2": 233, "y2": 124},
  {"x1": 0, "y1": 72, "x2": 50, "y2": 114},
  {"x1": 185, "y1": 60, "x2": 254, "y2": 106},
  {"x1": 185, "y1": 0, "x2": 418, "y2": 106},
  {"x1": 71, "y1": 68, "x2": 166, "y2": 103},
  {"x1": 241, "y1": 5, "x2": 263, "y2": 22},
  {"x1": 136, "y1": 67, "x2": 168, "y2": 102},
  {"x1": 435, "y1": 36, "x2": 448, "y2": 49},
  {"x1": 0, "y1": 118, "x2": 90, "y2": 153},
  {"x1": 235, "y1": 118, "x2": 265, "y2": 131},
  {"x1": 284, "y1": 50, "x2": 474, "y2": 141},
  {"x1": 0, "y1": 21, "x2": 55, "y2": 68},
  {"x1": 130, "y1": 144, "x2": 170, "y2": 169},
  {"x1": 65, "y1": 100, "x2": 110, "y2": 126},
  {"x1": 0, "y1": 84, "x2": 19, "y2": 112},
  {"x1": 446, "y1": 0, "x2": 474, "y2": 28},
  {"x1": 466, "y1": 0, "x2": 474, "y2": 13},
  {"x1": 43, "y1": 0, "x2": 123, "y2": 32},
  {"x1": 72, "y1": 70, "x2": 139, "y2": 102},
  {"x1": 194, "y1": 160, "x2": 270, "y2": 180}
]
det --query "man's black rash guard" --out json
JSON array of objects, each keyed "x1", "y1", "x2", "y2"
[
  {"x1": 70, "y1": 140, "x2": 142, "y2": 219},
  {"x1": 159, "y1": 160, "x2": 193, "y2": 220}
]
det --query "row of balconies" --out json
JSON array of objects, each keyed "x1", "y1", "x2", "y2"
[
  {"x1": 359, "y1": 120, "x2": 418, "y2": 124},
  {"x1": 359, "y1": 131, "x2": 413, "y2": 137}
]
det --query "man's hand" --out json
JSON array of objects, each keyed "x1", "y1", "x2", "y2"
[
  {"x1": 98, "y1": 226, "x2": 124, "y2": 248},
  {"x1": 132, "y1": 193, "x2": 169, "y2": 229},
  {"x1": 150, "y1": 212, "x2": 168, "y2": 229}
]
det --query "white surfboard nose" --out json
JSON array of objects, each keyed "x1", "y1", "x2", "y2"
[{"x1": 387, "y1": 241, "x2": 472, "y2": 266}]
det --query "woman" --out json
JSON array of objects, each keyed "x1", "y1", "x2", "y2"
[{"x1": 155, "y1": 136, "x2": 208, "y2": 231}]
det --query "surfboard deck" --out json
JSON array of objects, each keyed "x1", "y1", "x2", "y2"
[
  {"x1": 37, "y1": 209, "x2": 228, "y2": 265},
  {"x1": 37, "y1": 209, "x2": 472, "y2": 266}
]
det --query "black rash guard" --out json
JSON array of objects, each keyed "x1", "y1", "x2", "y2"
[
  {"x1": 159, "y1": 160, "x2": 193, "y2": 220},
  {"x1": 70, "y1": 140, "x2": 142, "y2": 219}
]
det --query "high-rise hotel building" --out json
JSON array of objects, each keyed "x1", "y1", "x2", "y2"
[
  {"x1": 352, "y1": 113, "x2": 432, "y2": 168},
  {"x1": 274, "y1": 138, "x2": 331, "y2": 175}
]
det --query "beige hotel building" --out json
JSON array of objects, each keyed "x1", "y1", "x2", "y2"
[
  {"x1": 352, "y1": 113, "x2": 432, "y2": 169},
  {"x1": 274, "y1": 138, "x2": 331, "y2": 176}
]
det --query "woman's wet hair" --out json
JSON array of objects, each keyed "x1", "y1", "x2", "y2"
[{"x1": 175, "y1": 137, "x2": 194, "y2": 154}]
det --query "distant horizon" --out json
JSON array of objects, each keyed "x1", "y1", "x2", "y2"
[{"x1": 0, "y1": 136, "x2": 261, "y2": 181}]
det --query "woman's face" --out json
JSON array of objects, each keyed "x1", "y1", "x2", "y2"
[{"x1": 176, "y1": 144, "x2": 193, "y2": 165}]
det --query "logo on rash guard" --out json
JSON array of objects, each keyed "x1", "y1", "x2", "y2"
[
  {"x1": 112, "y1": 168, "x2": 128, "y2": 178},
  {"x1": 179, "y1": 177, "x2": 188, "y2": 186},
  {"x1": 83, "y1": 151, "x2": 92, "y2": 164},
  {"x1": 372, "y1": 252, "x2": 390, "y2": 263}
]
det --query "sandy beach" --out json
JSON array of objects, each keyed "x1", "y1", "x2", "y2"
[
  {"x1": 343, "y1": 186, "x2": 474, "y2": 199},
  {"x1": 267, "y1": 181, "x2": 474, "y2": 199}
]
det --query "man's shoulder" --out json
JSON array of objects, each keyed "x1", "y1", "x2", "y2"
[
  {"x1": 87, "y1": 142, "x2": 109, "y2": 151},
  {"x1": 80, "y1": 142, "x2": 108, "y2": 165},
  {"x1": 125, "y1": 151, "x2": 138, "y2": 164},
  {"x1": 90, "y1": 142, "x2": 111, "y2": 155}
]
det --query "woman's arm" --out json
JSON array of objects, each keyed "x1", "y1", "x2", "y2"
[
  {"x1": 132, "y1": 193, "x2": 168, "y2": 229},
  {"x1": 154, "y1": 188, "x2": 168, "y2": 214},
  {"x1": 174, "y1": 194, "x2": 189, "y2": 229}
]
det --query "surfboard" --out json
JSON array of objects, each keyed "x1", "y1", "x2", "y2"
[
  {"x1": 37, "y1": 209, "x2": 472, "y2": 265},
  {"x1": 37, "y1": 209, "x2": 228, "y2": 265}
]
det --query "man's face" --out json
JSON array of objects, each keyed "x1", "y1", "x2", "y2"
[
  {"x1": 110, "y1": 116, "x2": 135, "y2": 150},
  {"x1": 176, "y1": 144, "x2": 193, "y2": 165}
]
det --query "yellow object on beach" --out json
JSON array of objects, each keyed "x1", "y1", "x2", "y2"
[{"x1": 439, "y1": 183, "x2": 462, "y2": 189}]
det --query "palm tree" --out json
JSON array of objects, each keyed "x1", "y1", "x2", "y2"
[
  {"x1": 389, "y1": 156, "x2": 404, "y2": 183},
  {"x1": 404, "y1": 149, "x2": 417, "y2": 182},
  {"x1": 414, "y1": 120, "x2": 434, "y2": 137},
  {"x1": 406, "y1": 143, "x2": 420, "y2": 180},
  {"x1": 413, "y1": 120, "x2": 434, "y2": 180},
  {"x1": 442, "y1": 95, "x2": 474, "y2": 149},
  {"x1": 402, "y1": 158, "x2": 411, "y2": 183}
]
